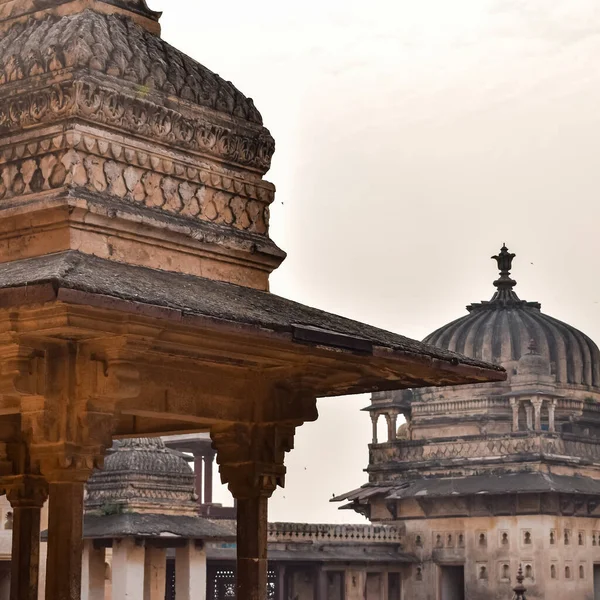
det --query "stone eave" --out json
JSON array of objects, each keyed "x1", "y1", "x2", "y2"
[{"x1": 0, "y1": 252, "x2": 505, "y2": 397}]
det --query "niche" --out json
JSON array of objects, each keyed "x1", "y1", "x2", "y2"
[
  {"x1": 415, "y1": 566, "x2": 423, "y2": 582},
  {"x1": 579, "y1": 532, "x2": 585, "y2": 546},
  {"x1": 550, "y1": 530, "x2": 556, "y2": 545},
  {"x1": 478, "y1": 532, "x2": 487, "y2": 547},
  {"x1": 564, "y1": 530, "x2": 571, "y2": 545},
  {"x1": 551, "y1": 564, "x2": 557, "y2": 579},
  {"x1": 501, "y1": 532, "x2": 509, "y2": 546},
  {"x1": 565, "y1": 566, "x2": 572, "y2": 580},
  {"x1": 523, "y1": 531, "x2": 532, "y2": 545},
  {"x1": 415, "y1": 534, "x2": 423, "y2": 547},
  {"x1": 479, "y1": 566, "x2": 488, "y2": 580},
  {"x1": 524, "y1": 564, "x2": 533, "y2": 580},
  {"x1": 580, "y1": 565, "x2": 585, "y2": 579}
]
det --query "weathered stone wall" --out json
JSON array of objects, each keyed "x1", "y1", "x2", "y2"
[{"x1": 398, "y1": 514, "x2": 599, "y2": 600}]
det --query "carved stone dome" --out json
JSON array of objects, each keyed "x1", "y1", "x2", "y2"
[
  {"x1": 85, "y1": 437, "x2": 198, "y2": 517},
  {"x1": 424, "y1": 246, "x2": 600, "y2": 388},
  {"x1": 0, "y1": 5, "x2": 274, "y2": 171}
]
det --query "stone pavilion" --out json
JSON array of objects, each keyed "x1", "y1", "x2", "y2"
[
  {"x1": 337, "y1": 246, "x2": 600, "y2": 600},
  {"x1": 0, "y1": 1, "x2": 504, "y2": 599}
]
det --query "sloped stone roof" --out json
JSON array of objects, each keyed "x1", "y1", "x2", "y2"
[{"x1": 0, "y1": 251, "x2": 505, "y2": 391}]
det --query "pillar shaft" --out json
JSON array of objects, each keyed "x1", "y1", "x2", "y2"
[
  {"x1": 510, "y1": 399, "x2": 519, "y2": 432},
  {"x1": 45, "y1": 481, "x2": 85, "y2": 600},
  {"x1": 371, "y1": 415, "x2": 378, "y2": 444},
  {"x1": 194, "y1": 456, "x2": 204, "y2": 505},
  {"x1": 7, "y1": 477, "x2": 48, "y2": 600},
  {"x1": 203, "y1": 453, "x2": 214, "y2": 505},
  {"x1": 144, "y1": 546, "x2": 167, "y2": 600},
  {"x1": 237, "y1": 497, "x2": 268, "y2": 600},
  {"x1": 175, "y1": 541, "x2": 207, "y2": 600},
  {"x1": 112, "y1": 538, "x2": 145, "y2": 600},
  {"x1": 549, "y1": 401, "x2": 556, "y2": 432},
  {"x1": 82, "y1": 541, "x2": 106, "y2": 600}
]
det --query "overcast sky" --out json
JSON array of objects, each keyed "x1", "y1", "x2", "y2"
[{"x1": 153, "y1": 0, "x2": 600, "y2": 522}]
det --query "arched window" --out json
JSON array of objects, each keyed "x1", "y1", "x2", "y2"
[
  {"x1": 479, "y1": 533, "x2": 487, "y2": 546},
  {"x1": 416, "y1": 567, "x2": 423, "y2": 582},
  {"x1": 458, "y1": 534, "x2": 464, "y2": 547},
  {"x1": 415, "y1": 535, "x2": 422, "y2": 547},
  {"x1": 580, "y1": 565, "x2": 585, "y2": 579},
  {"x1": 565, "y1": 566, "x2": 571, "y2": 579},
  {"x1": 550, "y1": 531, "x2": 555, "y2": 544},
  {"x1": 479, "y1": 566, "x2": 487, "y2": 580},
  {"x1": 551, "y1": 565, "x2": 557, "y2": 579},
  {"x1": 525, "y1": 565, "x2": 533, "y2": 579},
  {"x1": 579, "y1": 532, "x2": 584, "y2": 546},
  {"x1": 524, "y1": 531, "x2": 532, "y2": 545},
  {"x1": 565, "y1": 530, "x2": 571, "y2": 545},
  {"x1": 501, "y1": 532, "x2": 509, "y2": 545},
  {"x1": 502, "y1": 564, "x2": 510, "y2": 580}
]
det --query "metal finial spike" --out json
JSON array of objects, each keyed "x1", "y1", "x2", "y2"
[{"x1": 512, "y1": 564, "x2": 527, "y2": 600}]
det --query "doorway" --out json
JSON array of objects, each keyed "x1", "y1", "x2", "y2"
[
  {"x1": 440, "y1": 566, "x2": 465, "y2": 600},
  {"x1": 594, "y1": 565, "x2": 600, "y2": 600}
]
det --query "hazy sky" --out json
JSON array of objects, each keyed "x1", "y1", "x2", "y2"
[{"x1": 153, "y1": 0, "x2": 600, "y2": 522}]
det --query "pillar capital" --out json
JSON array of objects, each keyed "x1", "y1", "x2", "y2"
[
  {"x1": 5, "y1": 475, "x2": 48, "y2": 509},
  {"x1": 212, "y1": 421, "x2": 298, "y2": 499}
]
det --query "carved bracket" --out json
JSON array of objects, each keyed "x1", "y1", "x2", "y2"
[{"x1": 211, "y1": 421, "x2": 299, "y2": 500}]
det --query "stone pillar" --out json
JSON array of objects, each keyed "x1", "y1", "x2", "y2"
[
  {"x1": 175, "y1": 541, "x2": 207, "y2": 600},
  {"x1": 45, "y1": 481, "x2": 86, "y2": 600},
  {"x1": 6, "y1": 476, "x2": 48, "y2": 600},
  {"x1": 371, "y1": 414, "x2": 379, "y2": 444},
  {"x1": 525, "y1": 404, "x2": 533, "y2": 431},
  {"x1": 203, "y1": 452, "x2": 215, "y2": 505},
  {"x1": 212, "y1": 415, "x2": 311, "y2": 600},
  {"x1": 532, "y1": 398, "x2": 542, "y2": 431},
  {"x1": 510, "y1": 398, "x2": 519, "y2": 432},
  {"x1": 385, "y1": 413, "x2": 397, "y2": 442},
  {"x1": 277, "y1": 564, "x2": 286, "y2": 600},
  {"x1": 144, "y1": 545, "x2": 167, "y2": 600},
  {"x1": 549, "y1": 400, "x2": 557, "y2": 432},
  {"x1": 112, "y1": 538, "x2": 145, "y2": 600},
  {"x1": 82, "y1": 540, "x2": 106, "y2": 600},
  {"x1": 194, "y1": 456, "x2": 204, "y2": 504}
]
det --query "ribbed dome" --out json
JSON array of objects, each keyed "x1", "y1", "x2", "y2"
[
  {"x1": 424, "y1": 246, "x2": 600, "y2": 388},
  {"x1": 85, "y1": 437, "x2": 198, "y2": 516}
]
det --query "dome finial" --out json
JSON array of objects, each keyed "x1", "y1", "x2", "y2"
[{"x1": 490, "y1": 244, "x2": 520, "y2": 303}]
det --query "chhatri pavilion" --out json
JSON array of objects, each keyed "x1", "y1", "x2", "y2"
[{"x1": 0, "y1": 1, "x2": 503, "y2": 599}]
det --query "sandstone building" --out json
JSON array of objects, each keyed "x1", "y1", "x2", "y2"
[
  {"x1": 0, "y1": 0, "x2": 504, "y2": 599},
  {"x1": 337, "y1": 246, "x2": 600, "y2": 600}
]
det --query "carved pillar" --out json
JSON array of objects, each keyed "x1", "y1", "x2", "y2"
[
  {"x1": 45, "y1": 479, "x2": 86, "y2": 600},
  {"x1": 203, "y1": 451, "x2": 215, "y2": 505},
  {"x1": 525, "y1": 404, "x2": 533, "y2": 431},
  {"x1": 371, "y1": 414, "x2": 379, "y2": 444},
  {"x1": 5, "y1": 341, "x2": 140, "y2": 600},
  {"x1": 510, "y1": 398, "x2": 519, "y2": 432},
  {"x1": 385, "y1": 412, "x2": 398, "y2": 442},
  {"x1": 212, "y1": 401, "x2": 314, "y2": 600},
  {"x1": 532, "y1": 398, "x2": 542, "y2": 431},
  {"x1": 549, "y1": 400, "x2": 557, "y2": 432},
  {"x1": 5, "y1": 475, "x2": 48, "y2": 600}
]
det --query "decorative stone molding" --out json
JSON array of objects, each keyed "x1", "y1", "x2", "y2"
[
  {"x1": 0, "y1": 82, "x2": 274, "y2": 173},
  {"x1": 5, "y1": 474, "x2": 48, "y2": 509},
  {"x1": 0, "y1": 130, "x2": 272, "y2": 234},
  {"x1": 267, "y1": 522, "x2": 403, "y2": 543}
]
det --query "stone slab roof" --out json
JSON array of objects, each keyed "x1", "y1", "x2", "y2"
[
  {"x1": 334, "y1": 472, "x2": 600, "y2": 503},
  {"x1": 80, "y1": 513, "x2": 235, "y2": 540},
  {"x1": 0, "y1": 251, "x2": 504, "y2": 388}
]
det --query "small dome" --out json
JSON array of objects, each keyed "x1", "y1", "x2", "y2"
[
  {"x1": 517, "y1": 341, "x2": 551, "y2": 377},
  {"x1": 424, "y1": 246, "x2": 600, "y2": 388},
  {"x1": 85, "y1": 437, "x2": 198, "y2": 517}
]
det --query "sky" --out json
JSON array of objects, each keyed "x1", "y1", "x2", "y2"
[{"x1": 152, "y1": 0, "x2": 600, "y2": 523}]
